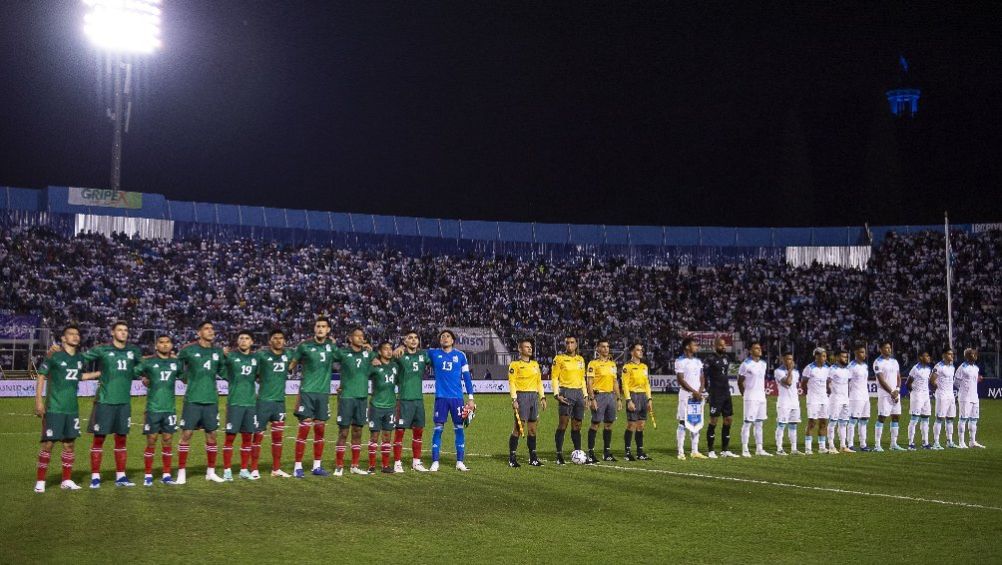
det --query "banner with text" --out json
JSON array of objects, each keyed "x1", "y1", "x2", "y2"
[{"x1": 68, "y1": 187, "x2": 143, "y2": 209}]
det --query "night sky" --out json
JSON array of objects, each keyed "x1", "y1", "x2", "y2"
[{"x1": 1, "y1": 1, "x2": 1000, "y2": 227}]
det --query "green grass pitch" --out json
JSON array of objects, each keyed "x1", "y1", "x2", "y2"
[{"x1": 1, "y1": 395, "x2": 999, "y2": 564}]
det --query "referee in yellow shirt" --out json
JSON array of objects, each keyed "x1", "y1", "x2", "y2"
[
  {"x1": 508, "y1": 339, "x2": 547, "y2": 467},
  {"x1": 587, "y1": 339, "x2": 622, "y2": 463},
  {"x1": 622, "y1": 343, "x2": 654, "y2": 461},
  {"x1": 551, "y1": 335, "x2": 588, "y2": 465}
]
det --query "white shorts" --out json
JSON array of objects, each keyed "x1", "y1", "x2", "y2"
[
  {"x1": 935, "y1": 395, "x2": 956, "y2": 418},
  {"x1": 743, "y1": 398, "x2": 767, "y2": 422},
  {"x1": 849, "y1": 398, "x2": 871, "y2": 419},
  {"x1": 776, "y1": 403, "x2": 801, "y2": 424},
  {"x1": 877, "y1": 394, "x2": 902, "y2": 417},
  {"x1": 959, "y1": 400, "x2": 980, "y2": 419},
  {"x1": 828, "y1": 399, "x2": 850, "y2": 421},
  {"x1": 807, "y1": 402, "x2": 829, "y2": 420},
  {"x1": 677, "y1": 391, "x2": 705, "y2": 421},
  {"x1": 909, "y1": 393, "x2": 931, "y2": 416}
]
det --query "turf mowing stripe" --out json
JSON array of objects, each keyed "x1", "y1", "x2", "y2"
[{"x1": 591, "y1": 463, "x2": 1002, "y2": 511}]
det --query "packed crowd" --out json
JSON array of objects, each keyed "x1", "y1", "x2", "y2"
[{"x1": 1, "y1": 225, "x2": 999, "y2": 372}]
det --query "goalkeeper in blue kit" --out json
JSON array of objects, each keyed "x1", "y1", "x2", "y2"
[{"x1": 421, "y1": 330, "x2": 476, "y2": 472}]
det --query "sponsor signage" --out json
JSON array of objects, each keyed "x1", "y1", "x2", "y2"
[{"x1": 68, "y1": 187, "x2": 143, "y2": 209}]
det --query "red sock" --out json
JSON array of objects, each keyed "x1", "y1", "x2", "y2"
[
  {"x1": 223, "y1": 433, "x2": 236, "y2": 469},
  {"x1": 90, "y1": 435, "x2": 105, "y2": 474},
  {"x1": 412, "y1": 427, "x2": 423, "y2": 460},
  {"x1": 113, "y1": 435, "x2": 128, "y2": 473},
  {"x1": 295, "y1": 422, "x2": 309, "y2": 463},
  {"x1": 381, "y1": 441, "x2": 391, "y2": 468},
  {"x1": 270, "y1": 423, "x2": 284, "y2": 471},
  {"x1": 368, "y1": 440, "x2": 377, "y2": 468},
  {"x1": 393, "y1": 428, "x2": 404, "y2": 462},
  {"x1": 178, "y1": 442, "x2": 189, "y2": 470},
  {"x1": 351, "y1": 444, "x2": 361, "y2": 467},
  {"x1": 206, "y1": 442, "x2": 218, "y2": 469},
  {"x1": 36, "y1": 450, "x2": 51, "y2": 481},
  {"x1": 61, "y1": 450, "x2": 74, "y2": 481},
  {"x1": 251, "y1": 432, "x2": 264, "y2": 471},
  {"x1": 335, "y1": 444, "x2": 346, "y2": 468},
  {"x1": 240, "y1": 432, "x2": 252, "y2": 470},
  {"x1": 312, "y1": 422, "x2": 326, "y2": 462},
  {"x1": 144, "y1": 445, "x2": 155, "y2": 475},
  {"x1": 162, "y1": 445, "x2": 173, "y2": 476}
]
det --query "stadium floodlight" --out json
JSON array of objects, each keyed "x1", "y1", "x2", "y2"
[
  {"x1": 82, "y1": 0, "x2": 162, "y2": 192},
  {"x1": 83, "y1": 0, "x2": 162, "y2": 54}
]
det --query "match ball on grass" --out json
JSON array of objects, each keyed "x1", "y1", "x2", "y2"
[{"x1": 570, "y1": 450, "x2": 588, "y2": 464}]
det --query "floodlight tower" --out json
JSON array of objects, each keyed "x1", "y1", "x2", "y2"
[{"x1": 82, "y1": 0, "x2": 162, "y2": 191}]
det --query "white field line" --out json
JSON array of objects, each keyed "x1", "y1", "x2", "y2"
[{"x1": 589, "y1": 463, "x2": 1002, "y2": 512}]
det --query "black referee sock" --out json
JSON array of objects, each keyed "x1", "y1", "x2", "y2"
[
  {"x1": 509, "y1": 435, "x2": 519, "y2": 456},
  {"x1": 636, "y1": 431, "x2": 644, "y2": 451},
  {"x1": 722, "y1": 424, "x2": 731, "y2": 450},
  {"x1": 588, "y1": 429, "x2": 597, "y2": 450},
  {"x1": 555, "y1": 428, "x2": 565, "y2": 454},
  {"x1": 707, "y1": 424, "x2": 717, "y2": 451},
  {"x1": 602, "y1": 429, "x2": 612, "y2": 452},
  {"x1": 624, "y1": 430, "x2": 633, "y2": 450},
  {"x1": 527, "y1": 435, "x2": 537, "y2": 459},
  {"x1": 570, "y1": 429, "x2": 582, "y2": 450}
]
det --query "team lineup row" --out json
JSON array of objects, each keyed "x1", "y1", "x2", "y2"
[{"x1": 31, "y1": 320, "x2": 987, "y2": 492}]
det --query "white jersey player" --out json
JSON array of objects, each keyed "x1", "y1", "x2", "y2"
[
  {"x1": 737, "y1": 342, "x2": 770, "y2": 457},
  {"x1": 905, "y1": 350, "x2": 933, "y2": 449},
  {"x1": 774, "y1": 352, "x2": 801, "y2": 455},
  {"x1": 930, "y1": 348, "x2": 957, "y2": 449},
  {"x1": 847, "y1": 344, "x2": 872, "y2": 451},
  {"x1": 828, "y1": 351, "x2": 852, "y2": 453},
  {"x1": 674, "y1": 338, "x2": 708, "y2": 460},
  {"x1": 955, "y1": 349, "x2": 985, "y2": 449},
  {"x1": 800, "y1": 348, "x2": 830, "y2": 455},
  {"x1": 872, "y1": 341, "x2": 904, "y2": 452}
]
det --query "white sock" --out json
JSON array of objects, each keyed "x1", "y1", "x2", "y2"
[
  {"x1": 839, "y1": 422, "x2": 848, "y2": 448},
  {"x1": 690, "y1": 431, "x2": 700, "y2": 452},
  {"x1": 788, "y1": 424, "x2": 797, "y2": 448},
  {"x1": 116, "y1": 471, "x2": 125, "y2": 480},
  {"x1": 890, "y1": 422, "x2": 899, "y2": 445},
  {"x1": 294, "y1": 461, "x2": 303, "y2": 471},
  {"x1": 921, "y1": 418, "x2": 930, "y2": 444},
  {"x1": 676, "y1": 425, "x2": 685, "y2": 454},
  {"x1": 970, "y1": 419, "x2": 978, "y2": 443},
  {"x1": 958, "y1": 419, "x2": 967, "y2": 443},
  {"x1": 858, "y1": 419, "x2": 868, "y2": 448},
  {"x1": 91, "y1": 472, "x2": 100, "y2": 480},
  {"x1": 753, "y1": 421, "x2": 764, "y2": 451},
  {"x1": 741, "y1": 422, "x2": 751, "y2": 452},
  {"x1": 805, "y1": 436, "x2": 813, "y2": 451},
  {"x1": 775, "y1": 423, "x2": 786, "y2": 450},
  {"x1": 819, "y1": 436, "x2": 827, "y2": 450},
  {"x1": 848, "y1": 419, "x2": 857, "y2": 447},
  {"x1": 908, "y1": 418, "x2": 917, "y2": 444},
  {"x1": 946, "y1": 420, "x2": 954, "y2": 443},
  {"x1": 875, "y1": 422, "x2": 884, "y2": 446},
  {"x1": 312, "y1": 460, "x2": 321, "y2": 470},
  {"x1": 933, "y1": 419, "x2": 942, "y2": 444}
]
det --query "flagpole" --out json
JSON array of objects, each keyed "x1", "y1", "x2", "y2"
[{"x1": 944, "y1": 211, "x2": 954, "y2": 351}]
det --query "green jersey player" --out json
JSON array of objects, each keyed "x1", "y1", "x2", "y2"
[
  {"x1": 221, "y1": 330, "x2": 261, "y2": 481},
  {"x1": 291, "y1": 317, "x2": 336, "y2": 478},
  {"x1": 80, "y1": 321, "x2": 143, "y2": 489},
  {"x1": 333, "y1": 327, "x2": 376, "y2": 476},
  {"x1": 367, "y1": 342, "x2": 400, "y2": 474},
  {"x1": 254, "y1": 329, "x2": 298, "y2": 478},
  {"x1": 34, "y1": 324, "x2": 100, "y2": 493},
  {"x1": 392, "y1": 331, "x2": 431, "y2": 473},
  {"x1": 176, "y1": 321, "x2": 226, "y2": 484},
  {"x1": 134, "y1": 334, "x2": 182, "y2": 486}
]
